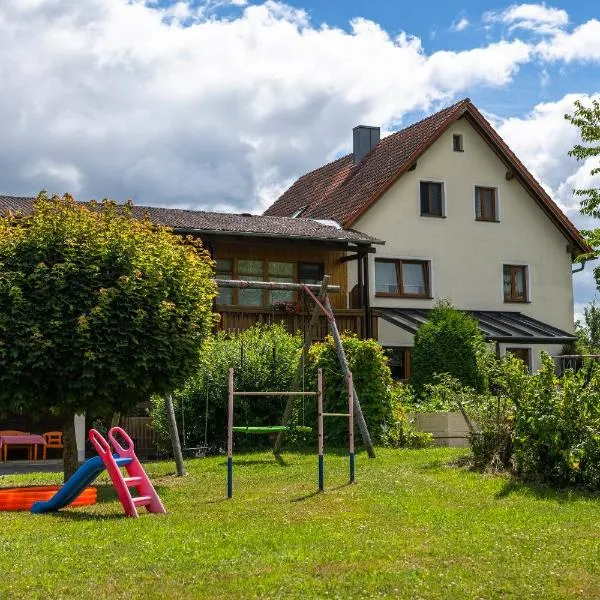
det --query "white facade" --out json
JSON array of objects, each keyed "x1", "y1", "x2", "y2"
[{"x1": 350, "y1": 119, "x2": 575, "y2": 372}]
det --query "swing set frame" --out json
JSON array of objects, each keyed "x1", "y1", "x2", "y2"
[
  {"x1": 226, "y1": 368, "x2": 356, "y2": 497},
  {"x1": 214, "y1": 276, "x2": 376, "y2": 459}
]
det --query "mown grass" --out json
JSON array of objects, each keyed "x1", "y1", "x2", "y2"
[{"x1": 2, "y1": 448, "x2": 600, "y2": 599}]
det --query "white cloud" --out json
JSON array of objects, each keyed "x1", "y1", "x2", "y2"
[
  {"x1": 537, "y1": 19, "x2": 600, "y2": 62},
  {"x1": 0, "y1": 0, "x2": 533, "y2": 212},
  {"x1": 484, "y1": 3, "x2": 568, "y2": 35},
  {"x1": 496, "y1": 94, "x2": 592, "y2": 205},
  {"x1": 451, "y1": 17, "x2": 469, "y2": 32}
]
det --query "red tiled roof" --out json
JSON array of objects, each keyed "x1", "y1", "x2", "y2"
[
  {"x1": 267, "y1": 154, "x2": 354, "y2": 220},
  {"x1": 264, "y1": 98, "x2": 591, "y2": 257}
]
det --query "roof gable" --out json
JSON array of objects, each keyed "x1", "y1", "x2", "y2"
[{"x1": 264, "y1": 99, "x2": 590, "y2": 257}]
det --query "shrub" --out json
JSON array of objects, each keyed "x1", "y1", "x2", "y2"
[
  {"x1": 381, "y1": 384, "x2": 433, "y2": 449},
  {"x1": 307, "y1": 334, "x2": 394, "y2": 446},
  {"x1": 513, "y1": 353, "x2": 600, "y2": 488},
  {"x1": 459, "y1": 351, "x2": 600, "y2": 488},
  {"x1": 410, "y1": 300, "x2": 487, "y2": 397},
  {"x1": 151, "y1": 324, "x2": 302, "y2": 452},
  {"x1": 407, "y1": 372, "x2": 478, "y2": 413}
]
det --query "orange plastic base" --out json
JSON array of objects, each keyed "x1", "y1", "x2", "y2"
[{"x1": 0, "y1": 486, "x2": 97, "y2": 511}]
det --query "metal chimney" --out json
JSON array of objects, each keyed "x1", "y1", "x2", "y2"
[{"x1": 353, "y1": 125, "x2": 380, "y2": 164}]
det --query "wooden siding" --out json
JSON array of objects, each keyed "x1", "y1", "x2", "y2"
[
  {"x1": 216, "y1": 307, "x2": 377, "y2": 340},
  {"x1": 211, "y1": 240, "x2": 348, "y2": 310}
]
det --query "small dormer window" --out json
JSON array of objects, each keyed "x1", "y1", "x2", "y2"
[
  {"x1": 291, "y1": 206, "x2": 307, "y2": 218},
  {"x1": 452, "y1": 134, "x2": 464, "y2": 152}
]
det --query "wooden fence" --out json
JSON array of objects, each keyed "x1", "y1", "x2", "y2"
[{"x1": 119, "y1": 416, "x2": 156, "y2": 458}]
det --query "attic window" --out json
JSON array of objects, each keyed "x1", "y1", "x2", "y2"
[
  {"x1": 452, "y1": 134, "x2": 464, "y2": 152},
  {"x1": 291, "y1": 206, "x2": 307, "y2": 218}
]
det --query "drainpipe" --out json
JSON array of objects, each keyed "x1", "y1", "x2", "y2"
[{"x1": 572, "y1": 260, "x2": 587, "y2": 274}]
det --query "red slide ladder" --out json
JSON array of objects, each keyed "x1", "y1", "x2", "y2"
[{"x1": 89, "y1": 426, "x2": 166, "y2": 518}]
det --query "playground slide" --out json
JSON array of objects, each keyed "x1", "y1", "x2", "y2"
[{"x1": 30, "y1": 455, "x2": 132, "y2": 514}]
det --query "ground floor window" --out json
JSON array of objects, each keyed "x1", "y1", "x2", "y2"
[
  {"x1": 506, "y1": 347, "x2": 532, "y2": 372},
  {"x1": 384, "y1": 347, "x2": 411, "y2": 381}
]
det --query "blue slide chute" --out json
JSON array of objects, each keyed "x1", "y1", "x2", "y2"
[{"x1": 31, "y1": 455, "x2": 132, "y2": 514}]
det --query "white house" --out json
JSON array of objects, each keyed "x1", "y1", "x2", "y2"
[{"x1": 265, "y1": 98, "x2": 591, "y2": 376}]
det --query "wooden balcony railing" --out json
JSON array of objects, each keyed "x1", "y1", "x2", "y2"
[{"x1": 215, "y1": 306, "x2": 377, "y2": 340}]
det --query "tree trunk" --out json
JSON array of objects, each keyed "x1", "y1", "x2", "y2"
[
  {"x1": 164, "y1": 393, "x2": 186, "y2": 477},
  {"x1": 62, "y1": 412, "x2": 79, "y2": 483},
  {"x1": 111, "y1": 412, "x2": 121, "y2": 428}
]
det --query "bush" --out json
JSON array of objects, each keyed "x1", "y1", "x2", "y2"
[
  {"x1": 151, "y1": 324, "x2": 302, "y2": 452},
  {"x1": 380, "y1": 384, "x2": 433, "y2": 449},
  {"x1": 410, "y1": 300, "x2": 487, "y2": 397},
  {"x1": 307, "y1": 334, "x2": 394, "y2": 446},
  {"x1": 512, "y1": 353, "x2": 600, "y2": 489},
  {"x1": 456, "y1": 351, "x2": 600, "y2": 488}
]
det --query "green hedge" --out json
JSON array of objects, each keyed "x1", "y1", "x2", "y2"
[
  {"x1": 306, "y1": 334, "x2": 394, "y2": 446},
  {"x1": 151, "y1": 324, "x2": 302, "y2": 452},
  {"x1": 410, "y1": 301, "x2": 487, "y2": 397},
  {"x1": 152, "y1": 327, "x2": 424, "y2": 453}
]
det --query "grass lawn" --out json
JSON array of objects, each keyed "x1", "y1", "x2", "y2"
[{"x1": 2, "y1": 447, "x2": 600, "y2": 599}]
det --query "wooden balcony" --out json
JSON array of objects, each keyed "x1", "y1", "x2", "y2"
[{"x1": 215, "y1": 306, "x2": 377, "y2": 340}]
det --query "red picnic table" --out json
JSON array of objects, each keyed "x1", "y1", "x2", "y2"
[{"x1": 0, "y1": 433, "x2": 46, "y2": 463}]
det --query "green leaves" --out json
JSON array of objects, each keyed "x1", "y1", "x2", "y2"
[
  {"x1": 151, "y1": 324, "x2": 303, "y2": 452},
  {"x1": 0, "y1": 192, "x2": 216, "y2": 419},
  {"x1": 307, "y1": 334, "x2": 394, "y2": 446},
  {"x1": 410, "y1": 300, "x2": 487, "y2": 397},
  {"x1": 565, "y1": 100, "x2": 600, "y2": 245},
  {"x1": 511, "y1": 353, "x2": 600, "y2": 489}
]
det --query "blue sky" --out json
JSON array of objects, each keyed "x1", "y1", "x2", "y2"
[{"x1": 1, "y1": 0, "x2": 600, "y2": 316}]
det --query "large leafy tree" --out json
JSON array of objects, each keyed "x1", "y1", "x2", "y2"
[{"x1": 0, "y1": 194, "x2": 216, "y2": 479}]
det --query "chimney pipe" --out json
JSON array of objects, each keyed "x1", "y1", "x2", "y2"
[{"x1": 353, "y1": 125, "x2": 380, "y2": 164}]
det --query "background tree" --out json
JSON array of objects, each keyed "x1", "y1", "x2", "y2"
[
  {"x1": 0, "y1": 193, "x2": 216, "y2": 479},
  {"x1": 151, "y1": 324, "x2": 302, "y2": 453},
  {"x1": 565, "y1": 99, "x2": 600, "y2": 280},
  {"x1": 565, "y1": 99, "x2": 600, "y2": 219},
  {"x1": 575, "y1": 300, "x2": 600, "y2": 355},
  {"x1": 410, "y1": 300, "x2": 487, "y2": 397}
]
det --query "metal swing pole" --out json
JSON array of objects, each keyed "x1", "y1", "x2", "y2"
[
  {"x1": 323, "y1": 295, "x2": 376, "y2": 459},
  {"x1": 317, "y1": 368, "x2": 324, "y2": 492},
  {"x1": 227, "y1": 367, "x2": 234, "y2": 499},
  {"x1": 348, "y1": 372, "x2": 355, "y2": 483}
]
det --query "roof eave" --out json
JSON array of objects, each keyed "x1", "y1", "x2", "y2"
[{"x1": 172, "y1": 227, "x2": 384, "y2": 246}]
